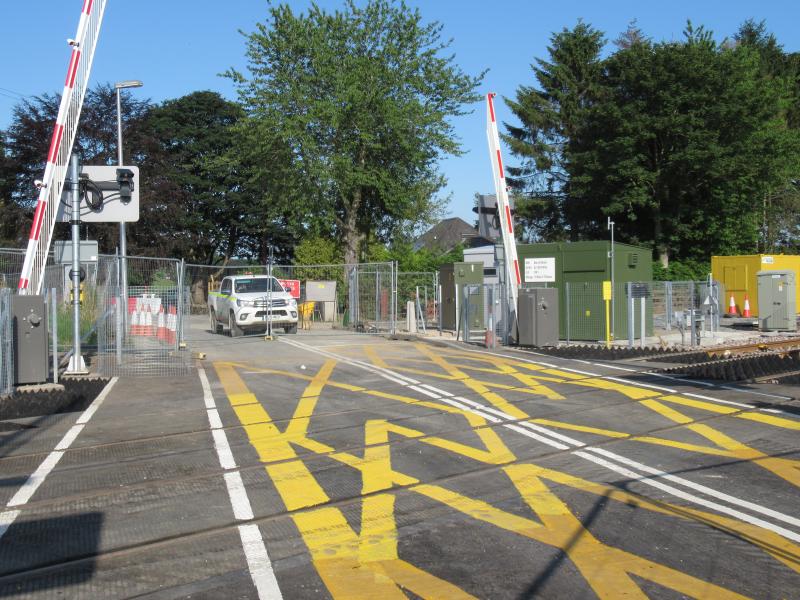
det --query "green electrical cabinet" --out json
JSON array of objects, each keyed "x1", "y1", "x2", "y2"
[
  {"x1": 516, "y1": 241, "x2": 652, "y2": 341},
  {"x1": 439, "y1": 262, "x2": 484, "y2": 331}
]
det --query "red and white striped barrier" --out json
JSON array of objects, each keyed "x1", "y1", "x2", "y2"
[
  {"x1": 486, "y1": 93, "x2": 521, "y2": 311},
  {"x1": 18, "y1": 0, "x2": 108, "y2": 294}
]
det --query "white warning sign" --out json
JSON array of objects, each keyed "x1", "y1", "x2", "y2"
[{"x1": 524, "y1": 257, "x2": 556, "y2": 283}]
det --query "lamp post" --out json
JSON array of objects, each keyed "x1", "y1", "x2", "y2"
[{"x1": 115, "y1": 80, "x2": 142, "y2": 310}]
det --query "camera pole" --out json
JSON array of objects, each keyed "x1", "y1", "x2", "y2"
[{"x1": 67, "y1": 154, "x2": 87, "y2": 373}]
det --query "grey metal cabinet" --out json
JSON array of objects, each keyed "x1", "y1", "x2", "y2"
[
  {"x1": 518, "y1": 288, "x2": 559, "y2": 347},
  {"x1": 757, "y1": 270, "x2": 796, "y2": 332}
]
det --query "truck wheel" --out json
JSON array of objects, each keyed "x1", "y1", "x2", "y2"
[
  {"x1": 284, "y1": 324, "x2": 298, "y2": 334},
  {"x1": 229, "y1": 312, "x2": 243, "y2": 337},
  {"x1": 209, "y1": 309, "x2": 222, "y2": 334}
]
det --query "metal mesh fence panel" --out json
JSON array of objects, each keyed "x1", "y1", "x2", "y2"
[
  {"x1": 95, "y1": 256, "x2": 189, "y2": 377},
  {"x1": 182, "y1": 261, "x2": 395, "y2": 338},
  {"x1": 0, "y1": 289, "x2": 12, "y2": 396},
  {"x1": 458, "y1": 283, "x2": 513, "y2": 346}
]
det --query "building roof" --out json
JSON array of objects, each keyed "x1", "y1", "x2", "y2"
[{"x1": 414, "y1": 217, "x2": 478, "y2": 252}]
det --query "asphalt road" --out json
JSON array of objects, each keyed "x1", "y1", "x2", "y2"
[{"x1": 1, "y1": 323, "x2": 799, "y2": 598}]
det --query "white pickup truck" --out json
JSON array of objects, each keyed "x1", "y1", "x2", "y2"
[{"x1": 208, "y1": 275, "x2": 298, "y2": 336}]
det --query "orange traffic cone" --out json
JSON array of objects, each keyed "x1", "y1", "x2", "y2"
[
  {"x1": 157, "y1": 306, "x2": 167, "y2": 341},
  {"x1": 742, "y1": 294, "x2": 751, "y2": 318},
  {"x1": 728, "y1": 294, "x2": 737, "y2": 316}
]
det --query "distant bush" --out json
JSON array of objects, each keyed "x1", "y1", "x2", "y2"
[{"x1": 653, "y1": 259, "x2": 710, "y2": 282}]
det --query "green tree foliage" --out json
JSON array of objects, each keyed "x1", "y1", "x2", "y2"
[
  {"x1": 132, "y1": 91, "x2": 248, "y2": 263},
  {"x1": 503, "y1": 22, "x2": 605, "y2": 240},
  {"x1": 227, "y1": 0, "x2": 483, "y2": 266},
  {"x1": 506, "y1": 20, "x2": 800, "y2": 266},
  {"x1": 1, "y1": 84, "x2": 149, "y2": 248}
]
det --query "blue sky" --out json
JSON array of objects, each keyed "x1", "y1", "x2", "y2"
[{"x1": 1, "y1": 1, "x2": 798, "y2": 226}]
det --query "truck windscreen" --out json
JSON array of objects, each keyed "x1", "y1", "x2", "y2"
[{"x1": 234, "y1": 279, "x2": 284, "y2": 293}]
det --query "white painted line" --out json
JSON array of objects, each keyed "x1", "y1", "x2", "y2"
[
  {"x1": 605, "y1": 377, "x2": 676, "y2": 393},
  {"x1": 54, "y1": 424, "x2": 85, "y2": 451},
  {"x1": 683, "y1": 392, "x2": 751, "y2": 409},
  {"x1": 504, "y1": 424, "x2": 569, "y2": 450},
  {"x1": 0, "y1": 510, "x2": 20, "y2": 539},
  {"x1": 409, "y1": 385, "x2": 443, "y2": 400},
  {"x1": 648, "y1": 372, "x2": 716, "y2": 387},
  {"x1": 288, "y1": 337, "x2": 800, "y2": 541},
  {"x1": 238, "y1": 523, "x2": 283, "y2": 600},
  {"x1": 590, "y1": 362, "x2": 640, "y2": 372},
  {"x1": 74, "y1": 378, "x2": 119, "y2": 425},
  {"x1": 420, "y1": 384, "x2": 453, "y2": 397},
  {"x1": 717, "y1": 385, "x2": 792, "y2": 401},
  {"x1": 224, "y1": 471, "x2": 255, "y2": 521},
  {"x1": 212, "y1": 427, "x2": 237, "y2": 471},
  {"x1": 588, "y1": 447, "x2": 800, "y2": 530},
  {"x1": 199, "y1": 366, "x2": 216, "y2": 409},
  {"x1": 0, "y1": 377, "x2": 119, "y2": 541},
  {"x1": 208, "y1": 408, "x2": 224, "y2": 430},
  {"x1": 198, "y1": 366, "x2": 282, "y2": 600},
  {"x1": 575, "y1": 450, "x2": 800, "y2": 543},
  {"x1": 520, "y1": 421, "x2": 586, "y2": 447}
]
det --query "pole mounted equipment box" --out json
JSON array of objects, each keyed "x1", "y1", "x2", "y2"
[
  {"x1": 12, "y1": 295, "x2": 49, "y2": 385},
  {"x1": 439, "y1": 262, "x2": 483, "y2": 330},
  {"x1": 517, "y1": 288, "x2": 558, "y2": 347},
  {"x1": 56, "y1": 165, "x2": 140, "y2": 223},
  {"x1": 757, "y1": 270, "x2": 797, "y2": 332}
]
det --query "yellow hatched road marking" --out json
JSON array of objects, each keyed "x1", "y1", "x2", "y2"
[{"x1": 212, "y1": 360, "x2": 798, "y2": 599}]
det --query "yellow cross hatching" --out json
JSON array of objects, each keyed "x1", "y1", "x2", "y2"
[
  {"x1": 213, "y1": 354, "x2": 800, "y2": 600},
  {"x1": 366, "y1": 345, "x2": 800, "y2": 490}
]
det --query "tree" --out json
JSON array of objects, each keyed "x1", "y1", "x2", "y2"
[
  {"x1": 503, "y1": 22, "x2": 605, "y2": 241},
  {"x1": 2, "y1": 83, "x2": 150, "y2": 249},
  {"x1": 227, "y1": 0, "x2": 483, "y2": 266}
]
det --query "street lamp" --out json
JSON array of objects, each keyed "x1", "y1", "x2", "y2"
[{"x1": 115, "y1": 80, "x2": 142, "y2": 311}]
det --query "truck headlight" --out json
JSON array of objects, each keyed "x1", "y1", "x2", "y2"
[
  {"x1": 237, "y1": 299, "x2": 255, "y2": 308},
  {"x1": 289, "y1": 298, "x2": 297, "y2": 308}
]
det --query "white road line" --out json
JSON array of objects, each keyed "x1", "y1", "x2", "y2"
[
  {"x1": 0, "y1": 377, "x2": 118, "y2": 540},
  {"x1": 605, "y1": 376, "x2": 676, "y2": 393},
  {"x1": 683, "y1": 392, "x2": 751, "y2": 409},
  {"x1": 575, "y1": 450, "x2": 800, "y2": 543},
  {"x1": 283, "y1": 340, "x2": 800, "y2": 541},
  {"x1": 505, "y1": 424, "x2": 569, "y2": 450},
  {"x1": 198, "y1": 366, "x2": 282, "y2": 600},
  {"x1": 54, "y1": 424, "x2": 85, "y2": 451},
  {"x1": 647, "y1": 372, "x2": 716, "y2": 387},
  {"x1": 224, "y1": 471, "x2": 255, "y2": 521},
  {"x1": 420, "y1": 384, "x2": 453, "y2": 396},
  {"x1": 239, "y1": 523, "x2": 284, "y2": 600},
  {"x1": 0, "y1": 510, "x2": 20, "y2": 539},
  {"x1": 588, "y1": 447, "x2": 800, "y2": 529},
  {"x1": 207, "y1": 408, "x2": 224, "y2": 430}
]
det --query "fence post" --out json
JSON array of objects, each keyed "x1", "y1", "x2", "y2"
[
  {"x1": 115, "y1": 294, "x2": 123, "y2": 366},
  {"x1": 665, "y1": 282, "x2": 672, "y2": 331},
  {"x1": 50, "y1": 288, "x2": 58, "y2": 384},
  {"x1": 565, "y1": 282, "x2": 570, "y2": 345},
  {"x1": 628, "y1": 282, "x2": 634, "y2": 348},
  {"x1": 177, "y1": 258, "x2": 185, "y2": 348}
]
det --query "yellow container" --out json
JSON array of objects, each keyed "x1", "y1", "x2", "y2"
[{"x1": 712, "y1": 254, "x2": 800, "y2": 316}]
